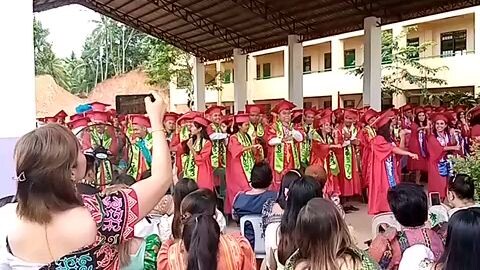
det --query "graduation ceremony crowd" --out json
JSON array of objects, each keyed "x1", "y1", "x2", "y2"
[{"x1": 1, "y1": 91, "x2": 480, "y2": 270}]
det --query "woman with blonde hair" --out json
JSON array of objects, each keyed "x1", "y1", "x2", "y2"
[
  {"x1": 0, "y1": 93, "x2": 172, "y2": 269},
  {"x1": 286, "y1": 198, "x2": 379, "y2": 270}
]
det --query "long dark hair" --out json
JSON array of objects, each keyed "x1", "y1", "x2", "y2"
[
  {"x1": 414, "y1": 113, "x2": 428, "y2": 127},
  {"x1": 276, "y1": 170, "x2": 302, "y2": 209},
  {"x1": 278, "y1": 176, "x2": 323, "y2": 265},
  {"x1": 172, "y1": 178, "x2": 199, "y2": 239},
  {"x1": 295, "y1": 198, "x2": 360, "y2": 270},
  {"x1": 181, "y1": 189, "x2": 220, "y2": 270},
  {"x1": 376, "y1": 121, "x2": 393, "y2": 143},
  {"x1": 182, "y1": 122, "x2": 211, "y2": 154},
  {"x1": 438, "y1": 208, "x2": 480, "y2": 270}
]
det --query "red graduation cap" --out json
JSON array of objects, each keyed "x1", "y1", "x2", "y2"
[
  {"x1": 70, "y1": 113, "x2": 86, "y2": 122},
  {"x1": 109, "y1": 108, "x2": 117, "y2": 116},
  {"x1": 205, "y1": 105, "x2": 225, "y2": 116},
  {"x1": 316, "y1": 112, "x2": 332, "y2": 127},
  {"x1": 361, "y1": 108, "x2": 379, "y2": 124},
  {"x1": 118, "y1": 114, "x2": 126, "y2": 122},
  {"x1": 177, "y1": 111, "x2": 201, "y2": 123},
  {"x1": 87, "y1": 111, "x2": 110, "y2": 123},
  {"x1": 373, "y1": 109, "x2": 395, "y2": 129},
  {"x1": 435, "y1": 107, "x2": 447, "y2": 113},
  {"x1": 131, "y1": 115, "x2": 151, "y2": 128},
  {"x1": 193, "y1": 116, "x2": 210, "y2": 127},
  {"x1": 400, "y1": 104, "x2": 413, "y2": 113},
  {"x1": 245, "y1": 104, "x2": 265, "y2": 114},
  {"x1": 44, "y1": 117, "x2": 58, "y2": 123},
  {"x1": 344, "y1": 109, "x2": 359, "y2": 121},
  {"x1": 67, "y1": 117, "x2": 90, "y2": 130},
  {"x1": 234, "y1": 114, "x2": 250, "y2": 124},
  {"x1": 163, "y1": 112, "x2": 180, "y2": 123},
  {"x1": 414, "y1": 107, "x2": 425, "y2": 115},
  {"x1": 430, "y1": 112, "x2": 449, "y2": 123},
  {"x1": 304, "y1": 107, "x2": 317, "y2": 117},
  {"x1": 221, "y1": 115, "x2": 234, "y2": 125},
  {"x1": 90, "y1": 102, "x2": 110, "y2": 112},
  {"x1": 471, "y1": 125, "x2": 480, "y2": 137},
  {"x1": 54, "y1": 110, "x2": 68, "y2": 120},
  {"x1": 292, "y1": 109, "x2": 304, "y2": 122},
  {"x1": 271, "y1": 100, "x2": 296, "y2": 114}
]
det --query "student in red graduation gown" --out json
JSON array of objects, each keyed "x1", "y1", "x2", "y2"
[
  {"x1": 426, "y1": 113, "x2": 461, "y2": 199},
  {"x1": 225, "y1": 114, "x2": 263, "y2": 214},
  {"x1": 336, "y1": 109, "x2": 362, "y2": 199},
  {"x1": 311, "y1": 111, "x2": 342, "y2": 197},
  {"x1": 368, "y1": 110, "x2": 418, "y2": 215},
  {"x1": 357, "y1": 108, "x2": 379, "y2": 190},
  {"x1": 407, "y1": 107, "x2": 429, "y2": 184},
  {"x1": 266, "y1": 100, "x2": 303, "y2": 190},
  {"x1": 183, "y1": 116, "x2": 215, "y2": 190}
]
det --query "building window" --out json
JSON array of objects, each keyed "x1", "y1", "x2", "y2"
[
  {"x1": 324, "y1": 53, "x2": 332, "y2": 71},
  {"x1": 441, "y1": 30, "x2": 467, "y2": 57},
  {"x1": 303, "y1": 56, "x2": 312, "y2": 73},
  {"x1": 407, "y1": 96, "x2": 421, "y2": 105},
  {"x1": 323, "y1": 100, "x2": 332, "y2": 108},
  {"x1": 303, "y1": 101, "x2": 312, "y2": 109},
  {"x1": 223, "y1": 69, "x2": 233, "y2": 83},
  {"x1": 407, "y1": 37, "x2": 420, "y2": 59},
  {"x1": 256, "y1": 64, "x2": 260, "y2": 79},
  {"x1": 344, "y1": 49, "x2": 356, "y2": 68},
  {"x1": 262, "y1": 63, "x2": 271, "y2": 78},
  {"x1": 343, "y1": 100, "x2": 355, "y2": 108},
  {"x1": 382, "y1": 30, "x2": 393, "y2": 64}
]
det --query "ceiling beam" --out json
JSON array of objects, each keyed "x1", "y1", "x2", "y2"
[
  {"x1": 81, "y1": 0, "x2": 217, "y2": 60},
  {"x1": 148, "y1": 0, "x2": 259, "y2": 49},
  {"x1": 229, "y1": 0, "x2": 315, "y2": 36},
  {"x1": 34, "y1": 0, "x2": 79, "y2": 12}
]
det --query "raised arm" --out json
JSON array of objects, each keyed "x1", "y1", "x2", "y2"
[{"x1": 131, "y1": 92, "x2": 173, "y2": 219}]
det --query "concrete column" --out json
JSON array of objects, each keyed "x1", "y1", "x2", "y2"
[
  {"x1": 247, "y1": 55, "x2": 256, "y2": 103},
  {"x1": 392, "y1": 26, "x2": 407, "y2": 108},
  {"x1": 475, "y1": 10, "x2": 480, "y2": 55},
  {"x1": 475, "y1": 10, "x2": 480, "y2": 97},
  {"x1": 193, "y1": 56, "x2": 206, "y2": 111},
  {"x1": 363, "y1": 17, "x2": 382, "y2": 111},
  {"x1": 233, "y1": 48, "x2": 247, "y2": 113},
  {"x1": 424, "y1": 29, "x2": 434, "y2": 57},
  {"x1": 0, "y1": 0, "x2": 36, "y2": 197},
  {"x1": 331, "y1": 38, "x2": 345, "y2": 70},
  {"x1": 287, "y1": 35, "x2": 304, "y2": 108},
  {"x1": 331, "y1": 92, "x2": 339, "y2": 110}
]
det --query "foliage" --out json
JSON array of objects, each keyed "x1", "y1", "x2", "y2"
[
  {"x1": 33, "y1": 18, "x2": 69, "y2": 89},
  {"x1": 143, "y1": 39, "x2": 194, "y2": 108},
  {"x1": 34, "y1": 15, "x2": 191, "y2": 99},
  {"x1": 435, "y1": 91, "x2": 480, "y2": 107},
  {"x1": 350, "y1": 27, "x2": 448, "y2": 103},
  {"x1": 452, "y1": 143, "x2": 480, "y2": 201}
]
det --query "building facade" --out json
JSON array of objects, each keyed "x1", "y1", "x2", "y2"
[{"x1": 170, "y1": 6, "x2": 480, "y2": 112}]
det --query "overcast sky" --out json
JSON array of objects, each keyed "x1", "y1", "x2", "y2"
[{"x1": 35, "y1": 4, "x2": 100, "y2": 58}]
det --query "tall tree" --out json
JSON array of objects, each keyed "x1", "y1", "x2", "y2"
[
  {"x1": 350, "y1": 26, "x2": 448, "y2": 104},
  {"x1": 33, "y1": 18, "x2": 68, "y2": 89}
]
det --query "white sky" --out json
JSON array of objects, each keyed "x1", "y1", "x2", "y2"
[{"x1": 35, "y1": 4, "x2": 100, "y2": 58}]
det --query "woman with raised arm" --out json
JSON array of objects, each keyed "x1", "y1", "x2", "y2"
[{"x1": 0, "y1": 92, "x2": 172, "y2": 269}]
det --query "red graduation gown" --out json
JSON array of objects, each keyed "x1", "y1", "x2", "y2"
[
  {"x1": 336, "y1": 125, "x2": 362, "y2": 197},
  {"x1": 170, "y1": 133, "x2": 184, "y2": 176},
  {"x1": 407, "y1": 123, "x2": 428, "y2": 172},
  {"x1": 368, "y1": 136, "x2": 400, "y2": 215},
  {"x1": 194, "y1": 140, "x2": 215, "y2": 190},
  {"x1": 265, "y1": 123, "x2": 301, "y2": 191},
  {"x1": 311, "y1": 140, "x2": 340, "y2": 196},
  {"x1": 426, "y1": 134, "x2": 449, "y2": 198},
  {"x1": 225, "y1": 134, "x2": 252, "y2": 214},
  {"x1": 358, "y1": 126, "x2": 375, "y2": 189}
]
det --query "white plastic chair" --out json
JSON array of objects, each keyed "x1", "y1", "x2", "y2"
[
  {"x1": 239, "y1": 215, "x2": 265, "y2": 258},
  {"x1": 371, "y1": 212, "x2": 401, "y2": 238}
]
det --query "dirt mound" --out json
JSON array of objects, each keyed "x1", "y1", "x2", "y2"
[
  {"x1": 88, "y1": 69, "x2": 169, "y2": 108},
  {"x1": 35, "y1": 75, "x2": 82, "y2": 117}
]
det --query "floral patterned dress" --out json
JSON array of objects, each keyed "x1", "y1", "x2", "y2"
[{"x1": 2, "y1": 189, "x2": 139, "y2": 269}]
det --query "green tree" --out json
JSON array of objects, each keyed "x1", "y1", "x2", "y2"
[
  {"x1": 350, "y1": 27, "x2": 448, "y2": 104},
  {"x1": 33, "y1": 18, "x2": 68, "y2": 89},
  {"x1": 143, "y1": 39, "x2": 194, "y2": 108}
]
